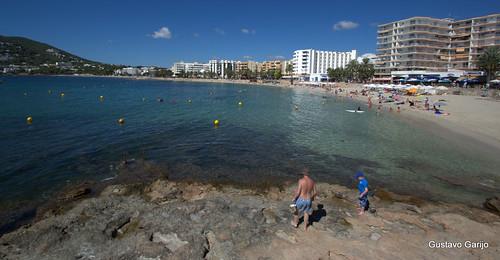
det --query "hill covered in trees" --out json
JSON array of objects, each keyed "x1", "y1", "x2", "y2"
[{"x1": 0, "y1": 35, "x2": 122, "y2": 75}]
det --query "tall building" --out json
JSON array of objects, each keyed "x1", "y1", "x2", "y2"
[
  {"x1": 450, "y1": 14, "x2": 500, "y2": 71},
  {"x1": 375, "y1": 14, "x2": 500, "y2": 81},
  {"x1": 209, "y1": 60, "x2": 236, "y2": 78},
  {"x1": 293, "y1": 49, "x2": 357, "y2": 81},
  {"x1": 172, "y1": 62, "x2": 209, "y2": 75},
  {"x1": 235, "y1": 61, "x2": 259, "y2": 73},
  {"x1": 260, "y1": 60, "x2": 285, "y2": 73}
]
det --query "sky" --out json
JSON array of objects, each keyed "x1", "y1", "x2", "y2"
[{"x1": 1, "y1": 0, "x2": 499, "y2": 67}]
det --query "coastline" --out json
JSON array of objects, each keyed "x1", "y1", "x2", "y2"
[
  {"x1": 1, "y1": 169, "x2": 499, "y2": 259},
  {"x1": 2, "y1": 76, "x2": 500, "y2": 230},
  {"x1": 143, "y1": 76, "x2": 500, "y2": 154}
]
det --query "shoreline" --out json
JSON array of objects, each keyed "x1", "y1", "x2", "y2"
[
  {"x1": 136, "y1": 77, "x2": 500, "y2": 152},
  {"x1": 2, "y1": 75, "x2": 500, "y2": 236},
  {"x1": 1, "y1": 173, "x2": 499, "y2": 259},
  {"x1": 14, "y1": 73, "x2": 500, "y2": 152}
]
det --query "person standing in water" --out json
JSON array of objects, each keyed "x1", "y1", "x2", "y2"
[
  {"x1": 355, "y1": 171, "x2": 369, "y2": 215},
  {"x1": 291, "y1": 168, "x2": 317, "y2": 231}
]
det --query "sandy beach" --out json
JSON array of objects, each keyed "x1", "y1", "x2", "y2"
[{"x1": 333, "y1": 83, "x2": 500, "y2": 152}]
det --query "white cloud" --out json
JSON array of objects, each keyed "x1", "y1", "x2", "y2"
[
  {"x1": 357, "y1": 53, "x2": 377, "y2": 63},
  {"x1": 152, "y1": 27, "x2": 172, "y2": 39},
  {"x1": 243, "y1": 55, "x2": 253, "y2": 59},
  {"x1": 241, "y1": 28, "x2": 256, "y2": 35},
  {"x1": 214, "y1": 28, "x2": 225, "y2": 35},
  {"x1": 333, "y1": 21, "x2": 359, "y2": 31}
]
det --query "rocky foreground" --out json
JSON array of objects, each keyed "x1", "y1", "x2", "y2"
[{"x1": 1, "y1": 175, "x2": 500, "y2": 259}]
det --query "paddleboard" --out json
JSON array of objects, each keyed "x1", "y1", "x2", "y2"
[{"x1": 346, "y1": 110, "x2": 365, "y2": 113}]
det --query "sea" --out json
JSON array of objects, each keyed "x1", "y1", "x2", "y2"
[{"x1": 1, "y1": 76, "x2": 499, "y2": 229}]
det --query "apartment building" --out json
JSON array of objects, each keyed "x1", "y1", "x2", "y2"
[
  {"x1": 260, "y1": 60, "x2": 285, "y2": 73},
  {"x1": 450, "y1": 14, "x2": 500, "y2": 70},
  {"x1": 171, "y1": 62, "x2": 209, "y2": 75},
  {"x1": 209, "y1": 60, "x2": 236, "y2": 78},
  {"x1": 293, "y1": 49, "x2": 357, "y2": 81},
  {"x1": 235, "y1": 61, "x2": 259, "y2": 73},
  {"x1": 375, "y1": 14, "x2": 500, "y2": 81}
]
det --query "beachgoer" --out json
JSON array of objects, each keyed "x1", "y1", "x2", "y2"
[
  {"x1": 397, "y1": 106, "x2": 401, "y2": 113},
  {"x1": 291, "y1": 168, "x2": 317, "y2": 231},
  {"x1": 355, "y1": 171, "x2": 369, "y2": 215},
  {"x1": 357, "y1": 106, "x2": 362, "y2": 111}
]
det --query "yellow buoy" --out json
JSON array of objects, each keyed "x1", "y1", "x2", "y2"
[
  {"x1": 213, "y1": 119, "x2": 220, "y2": 126},
  {"x1": 26, "y1": 116, "x2": 33, "y2": 124},
  {"x1": 60, "y1": 92, "x2": 65, "y2": 97},
  {"x1": 238, "y1": 101, "x2": 243, "y2": 106},
  {"x1": 118, "y1": 118, "x2": 125, "y2": 125}
]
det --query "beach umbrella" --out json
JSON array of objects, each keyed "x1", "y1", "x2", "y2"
[{"x1": 407, "y1": 88, "x2": 417, "y2": 94}]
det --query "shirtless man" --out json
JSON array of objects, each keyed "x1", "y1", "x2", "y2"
[{"x1": 291, "y1": 168, "x2": 317, "y2": 231}]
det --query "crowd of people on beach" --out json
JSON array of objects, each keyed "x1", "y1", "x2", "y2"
[{"x1": 322, "y1": 83, "x2": 452, "y2": 117}]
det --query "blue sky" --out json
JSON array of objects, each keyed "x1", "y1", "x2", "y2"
[{"x1": 1, "y1": 0, "x2": 499, "y2": 67}]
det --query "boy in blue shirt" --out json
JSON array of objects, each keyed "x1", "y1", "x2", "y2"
[{"x1": 355, "y1": 171, "x2": 369, "y2": 215}]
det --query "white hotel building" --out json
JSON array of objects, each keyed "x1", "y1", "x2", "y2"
[
  {"x1": 171, "y1": 62, "x2": 209, "y2": 76},
  {"x1": 209, "y1": 60, "x2": 236, "y2": 79},
  {"x1": 293, "y1": 49, "x2": 357, "y2": 81}
]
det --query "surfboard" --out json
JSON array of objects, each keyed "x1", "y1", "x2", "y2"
[{"x1": 346, "y1": 110, "x2": 365, "y2": 113}]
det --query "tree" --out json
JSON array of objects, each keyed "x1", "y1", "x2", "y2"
[
  {"x1": 477, "y1": 46, "x2": 500, "y2": 83},
  {"x1": 225, "y1": 67, "x2": 235, "y2": 79},
  {"x1": 274, "y1": 70, "x2": 282, "y2": 80},
  {"x1": 327, "y1": 67, "x2": 346, "y2": 82},
  {"x1": 345, "y1": 60, "x2": 359, "y2": 82},
  {"x1": 358, "y1": 58, "x2": 375, "y2": 83},
  {"x1": 286, "y1": 63, "x2": 294, "y2": 85}
]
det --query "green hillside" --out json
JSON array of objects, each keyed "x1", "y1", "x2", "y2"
[{"x1": 0, "y1": 35, "x2": 122, "y2": 74}]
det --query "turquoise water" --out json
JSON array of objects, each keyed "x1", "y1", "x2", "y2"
[{"x1": 1, "y1": 76, "x2": 499, "y2": 213}]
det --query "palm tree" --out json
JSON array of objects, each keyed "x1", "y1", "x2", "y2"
[
  {"x1": 344, "y1": 60, "x2": 359, "y2": 82},
  {"x1": 358, "y1": 58, "x2": 375, "y2": 83},
  {"x1": 477, "y1": 46, "x2": 500, "y2": 83},
  {"x1": 286, "y1": 63, "x2": 294, "y2": 85}
]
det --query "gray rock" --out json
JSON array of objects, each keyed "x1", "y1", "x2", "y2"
[
  {"x1": 103, "y1": 214, "x2": 131, "y2": 238},
  {"x1": 393, "y1": 202, "x2": 422, "y2": 214},
  {"x1": 370, "y1": 232, "x2": 381, "y2": 241},
  {"x1": 152, "y1": 232, "x2": 188, "y2": 252},
  {"x1": 334, "y1": 192, "x2": 346, "y2": 199},
  {"x1": 262, "y1": 208, "x2": 277, "y2": 224},
  {"x1": 484, "y1": 197, "x2": 500, "y2": 214},
  {"x1": 275, "y1": 230, "x2": 297, "y2": 244},
  {"x1": 204, "y1": 231, "x2": 235, "y2": 260}
]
